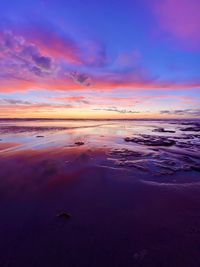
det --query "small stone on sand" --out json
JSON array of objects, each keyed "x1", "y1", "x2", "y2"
[
  {"x1": 75, "y1": 141, "x2": 84, "y2": 146},
  {"x1": 57, "y1": 212, "x2": 71, "y2": 219}
]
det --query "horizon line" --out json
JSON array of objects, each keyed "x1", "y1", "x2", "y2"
[{"x1": 0, "y1": 117, "x2": 199, "y2": 121}]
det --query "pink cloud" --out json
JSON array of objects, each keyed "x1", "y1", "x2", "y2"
[
  {"x1": 0, "y1": 70, "x2": 200, "y2": 93},
  {"x1": 14, "y1": 24, "x2": 83, "y2": 64},
  {"x1": 0, "y1": 98, "x2": 74, "y2": 113},
  {"x1": 0, "y1": 26, "x2": 200, "y2": 93},
  {"x1": 9, "y1": 24, "x2": 108, "y2": 66},
  {"x1": 153, "y1": 0, "x2": 200, "y2": 50}
]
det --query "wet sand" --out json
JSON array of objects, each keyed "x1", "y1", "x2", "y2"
[{"x1": 0, "y1": 119, "x2": 200, "y2": 267}]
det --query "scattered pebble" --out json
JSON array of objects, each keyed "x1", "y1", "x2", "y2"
[{"x1": 57, "y1": 212, "x2": 71, "y2": 219}]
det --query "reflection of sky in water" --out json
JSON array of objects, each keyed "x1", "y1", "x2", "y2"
[{"x1": 0, "y1": 119, "x2": 194, "y2": 152}]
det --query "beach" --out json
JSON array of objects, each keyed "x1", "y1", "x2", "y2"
[{"x1": 0, "y1": 119, "x2": 200, "y2": 267}]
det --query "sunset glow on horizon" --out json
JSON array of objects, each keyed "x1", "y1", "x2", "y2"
[{"x1": 0, "y1": 0, "x2": 199, "y2": 119}]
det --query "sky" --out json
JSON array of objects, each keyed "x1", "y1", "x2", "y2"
[{"x1": 0, "y1": 0, "x2": 199, "y2": 119}]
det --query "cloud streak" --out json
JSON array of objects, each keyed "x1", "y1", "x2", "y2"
[
  {"x1": 160, "y1": 109, "x2": 200, "y2": 116},
  {"x1": 0, "y1": 98, "x2": 73, "y2": 109},
  {"x1": 93, "y1": 107, "x2": 140, "y2": 114}
]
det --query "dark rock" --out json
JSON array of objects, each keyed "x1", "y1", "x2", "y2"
[
  {"x1": 75, "y1": 141, "x2": 84, "y2": 146},
  {"x1": 57, "y1": 212, "x2": 71, "y2": 219},
  {"x1": 152, "y1": 127, "x2": 175, "y2": 133},
  {"x1": 191, "y1": 165, "x2": 200, "y2": 172},
  {"x1": 36, "y1": 135, "x2": 44, "y2": 138},
  {"x1": 193, "y1": 134, "x2": 200, "y2": 138},
  {"x1": 180, "y1": 122, "x2": 200, "y2": 126},
  {"x1": 124, "y1": 137, "x2": 134, "y2": 142},
  {"x1": 109, "y1": 148, "x2": 146, "y2": 158},
  {"x1": 181, "y1": 126, "x2": 200, "y2": 132},
  {"x1": 124, "y1": 135, "x2": 176, "y2": 146},
  {"x1": 172, "y1": 135, "x2": 192, "y2": 140},
  {"x1": 108, "y1": 142, "x2": 200, "y2": 178}
]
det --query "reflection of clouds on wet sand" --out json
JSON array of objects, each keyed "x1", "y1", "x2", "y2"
[{"x1": 0, "y1": 119, "x2": 200, "y2": 184}]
